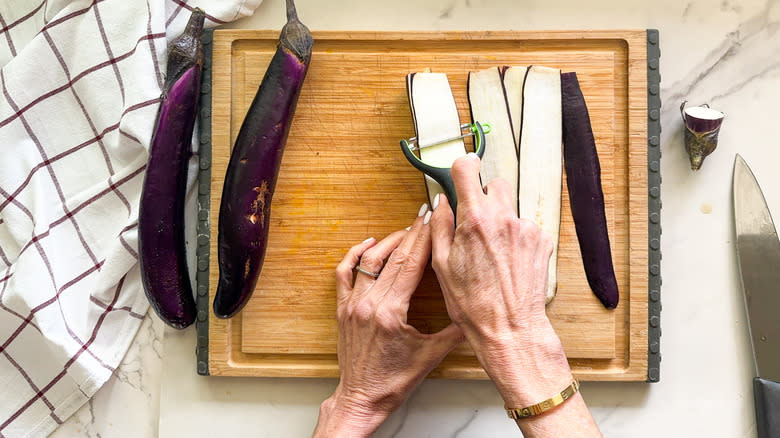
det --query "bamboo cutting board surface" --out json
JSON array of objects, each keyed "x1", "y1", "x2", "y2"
[{"x1": 206, "y1": 30, "x2": 650, "y2": 380}]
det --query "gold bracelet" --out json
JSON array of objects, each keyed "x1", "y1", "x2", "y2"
[{"x1": 505, "y1": 380, "x2": 580, "y2": 420}]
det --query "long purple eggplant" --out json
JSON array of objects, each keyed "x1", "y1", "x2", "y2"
[
  {"x1": 138, "y1": 10, "x2": 204, "y2": 329},
  {"x1": 561, "y1": 72, "x2": 619, "y2": 309},
  {"x1": 214, "y1": 0, "x2": 313, "y2": 318}
]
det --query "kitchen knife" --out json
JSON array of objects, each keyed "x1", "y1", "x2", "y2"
[{"x1": 733, "y1": 154, "x2": 780, "y2": 438}]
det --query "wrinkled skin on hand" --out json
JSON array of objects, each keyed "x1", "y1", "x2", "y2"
[
  {"x1": 431, "y1": 154, "x2": 553, "y2": 344},
  {"x1": 313, "y1": 208, "x2": 463, "y2": 437},
  {"x1": 429, "y1": 154, "x2": 570, "y2": 409},
  {"x1": 316, "y1": 154, "x2": 601, "y2": 438}
]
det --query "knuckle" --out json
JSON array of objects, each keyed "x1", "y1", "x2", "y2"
[
  {"x1": 390, "y1": 248, "x2": 410, "y2": 266},
  {"x1": 459, "y1": 210, "x2": 486, "y2": 231},
  {"x1": 520, "y1": 233, "x2": 540, "y2": 248},
  {"x1": 487, "y1": 177, "x2": 511, "y2": 194},
  {"x1": 399, "y1": 259, "x2": 422, "y2": 278},
  {"x1": 335, "y1": 262, "x2": 351, "y2": 279},
  {"x1": 351, "y1": 300, "x2": 375, "y2": 322},
  {"x1": 359, "y1": 252, "x2": 383, "y2": 270},
  {"x1": 497, "y1": 210, "x2": 515, "y2": 227},
  {"x1": 375, "y1": 308, "x2": 399, "y2": 332},
  {"x1": 346, "y1": 244, "x2": 363, "y2": 258},
  {"x1": 517, "y1": 217, "x2": 538, "y2": 231},
  {"x1": 460, "y1": 204, "x2": 510, "y2": 238},
  {"x1": 342, "y1": 302, "x2": 355, "y2": 320},
  {"x1": 518, "y1": 218, "x2": 541, "y2": 238},
  {"x1": 540, "y1": 232, "x2": 555, "y2": 253},
  {"x1": 431, "y1": 254, "x2": 448, "y2": 273}
]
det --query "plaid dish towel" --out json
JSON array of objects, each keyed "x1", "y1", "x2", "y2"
[{"x1": 0, "y1": 0, "x2": 261, "y2": 436}]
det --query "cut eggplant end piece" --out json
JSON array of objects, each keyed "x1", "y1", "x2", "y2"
[
  {"x1": 517, "y1": 66, "x2": 562, "y2": 303},
  {"x1": 406, "y1": 72, "x2": 467, "y2": 205},
  {"x1": 468, "y1": 67, "x2": 519, "y2": 214},
  {"x1": 680, "y1": 101, "x2": 724, "y2": 170}
]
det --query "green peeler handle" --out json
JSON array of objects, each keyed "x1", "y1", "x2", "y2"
[{"x1": 400, "y1": 122, "x2": 487, "y2": 215}]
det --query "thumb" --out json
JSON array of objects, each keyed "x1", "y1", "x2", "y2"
[{"x1": 430, "y1": 193, "x2": 454, "y2": 271}]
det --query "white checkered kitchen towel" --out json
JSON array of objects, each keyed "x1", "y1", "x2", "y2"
[{"x1": 0, "y1": 1, "x2": 261, "y2": 436}]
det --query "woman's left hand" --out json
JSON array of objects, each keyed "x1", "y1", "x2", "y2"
[{"x1": 313, "y1": 204, "x2": 463, "y2": 437}]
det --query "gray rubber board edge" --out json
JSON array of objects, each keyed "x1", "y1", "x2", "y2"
[
  {"x1": 646, "y1": 29, "x2": 662, "y2": 383},
  {"x1": 195, "y1": 28, "x2": 213, "y2": 376},
  {"x1": 194, "y1": 29, "x2": 664, "y2": 381}
]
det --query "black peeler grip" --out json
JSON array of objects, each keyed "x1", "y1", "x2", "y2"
[{"x1": 400, "y1": 122, "x2": 487, "y2": 215}]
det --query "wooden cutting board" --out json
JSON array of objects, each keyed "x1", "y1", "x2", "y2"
[{"x1": 201, "y1": 30, "x2": 655, "y2": 381}]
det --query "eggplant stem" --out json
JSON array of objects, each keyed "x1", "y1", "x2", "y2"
[
  {"x1": 279, "y1": 0, "x2": 312, "y2": 63},
  {"x1": 286, "y1": 0, "x2": 298, "y2": 22},
  {"x1": 185, "y1": 8, "x2": 205, "y2": 35}
]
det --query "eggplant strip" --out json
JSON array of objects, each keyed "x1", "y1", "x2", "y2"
[
  {"x1": 561, "y1": 72, "x2": 619, "y2": 309},
  {"x1": 468, "y1": 67, "x2": 519, "y2": 214},
  {"x1": 407, "y1": 72, "x2": 467, "y2": 205},
  {"x1": 502, "y1": 66, "x2": 527, "y2": 153},
  {"x1": 514, "y1": 66, "x2": 562, "y2": 304}
]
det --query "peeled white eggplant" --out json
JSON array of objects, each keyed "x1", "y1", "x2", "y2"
[
  {"x1": 502, "y1": 66, "x2": 527, "y2": 148},
  {"x1": 407, "y1": 72, "x2": 467, "y2": 205},
  {"x1": 512, "y1": 65, "x2": 562, "y2": 303},
  {"x1": 467, "y1": 67, "x2": 519, "y2": 215}
]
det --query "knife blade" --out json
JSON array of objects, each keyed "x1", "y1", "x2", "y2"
[{"x1": 733, "y1": 154, "x2": 780, "y2": 438}]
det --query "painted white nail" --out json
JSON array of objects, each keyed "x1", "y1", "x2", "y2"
[
  {"x1": 362, "y1": 237, "x2": 374, "y2": 244},
  {"x1": 466, "y1": 152, "x2": 479, "y2": 160},
  {"x1": 423, "y1": 211, "x2": 432, "y2": 225},
  {"x1": 405, "y1": 226, "x2": 411, "y2": 231},
  {"x1": 433, "y1": 194, "x2": 440, "y2": 210},
  {"x1": 418, "y1": 203, "x2": 429, "y2": 217}
]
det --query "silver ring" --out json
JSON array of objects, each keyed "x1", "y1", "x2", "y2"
[{"x1": 356, "y1": 265, "x2": 381, "y2": 278}]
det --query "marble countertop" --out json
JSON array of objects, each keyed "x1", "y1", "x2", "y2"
[{"x1": 53, "y1": 0, "x2": 780, "y2": 436}]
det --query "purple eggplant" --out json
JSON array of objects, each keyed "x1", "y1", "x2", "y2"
[
  {"x1": 214, "y1": 0, "x2": 313, "y2": 318},
  {"x1": 138, "y1": 9, "x2": 204, "y2": 329},
  {"x1": 561, "y1": 72, "x2": 619, "y2": 309}
]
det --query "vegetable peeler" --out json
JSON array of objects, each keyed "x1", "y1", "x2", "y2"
[{"x1": 400, "y1": 121, "x2": 490, "y2": 213}]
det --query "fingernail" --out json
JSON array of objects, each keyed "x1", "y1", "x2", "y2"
[
  {"x1": 433, "y1": 194, "x2": 440, "y2": 210},
  {"x1": 466, "y1": 152, "x2": 479, "y2": 160},
  {"x1": 423, "y1": 211, "x2": 432, "y2": 225},
  {"x1": 405, "y1": 226, "x2": 411, "y2": 231},
  {"x1": 418, "y1": 203, "x2": 429, "y2": 217},
  {"x1": 362, "y1": 237, "x2": 374, "y2": 244}
]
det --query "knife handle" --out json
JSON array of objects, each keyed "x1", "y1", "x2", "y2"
[{"x1": 754, "y1": 377, "x2": 780, "y2": 438}]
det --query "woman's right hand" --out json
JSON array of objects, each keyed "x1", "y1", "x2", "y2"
[
  {"x1": 428, "y1": 153, "x2": 573, "y2": 409},
  {"x1": 430, "y1": 154, "x2": 602, "y2": 437}
]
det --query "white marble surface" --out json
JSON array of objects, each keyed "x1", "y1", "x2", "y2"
[
  {"x1": 62, "y1": 0, "x2": 780, "y2": 436},
  {"x1": 51, "y1": 313, "x2": 165, "y2": 438}
]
